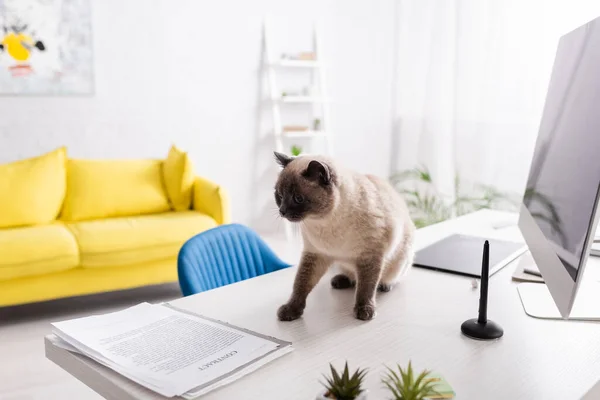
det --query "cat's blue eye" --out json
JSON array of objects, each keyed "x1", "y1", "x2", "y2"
[{"x1": 294, "y1": 194, "x2": 304, "y2": 204}]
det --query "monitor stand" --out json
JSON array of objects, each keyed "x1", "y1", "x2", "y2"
[
  {"x1": 516, "y1": 251, "x2": 600, "y2": 320},
  {"x1": 517, "y1": 282, "x2": 600, "y2": 320},
  {"x1": 517, "y1": 252, "x2": 600, "y2": 321}
]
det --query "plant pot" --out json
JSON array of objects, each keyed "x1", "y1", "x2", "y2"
[{"x1": 316, "y1": 390, "x2": 369, "y2": 400}]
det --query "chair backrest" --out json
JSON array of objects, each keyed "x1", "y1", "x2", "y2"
[{"x1": 177, "y1": 224, "x2": 291, "y2": 296}]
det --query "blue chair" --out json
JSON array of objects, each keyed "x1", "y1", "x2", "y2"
[{"x1": 177, "y1": 224, "x2": 292, "y2": 296}]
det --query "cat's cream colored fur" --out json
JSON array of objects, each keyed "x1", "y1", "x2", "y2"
[{"x1": 275, "y1": 154, "x2": 415, "y2": 321}]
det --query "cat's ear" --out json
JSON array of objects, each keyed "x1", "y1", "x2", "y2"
[
  {"x1": 303, "y1": 160, "x2": 331, "y2": 185},
  {"x1": 274, "y1": 151, "x2": 294, "y2": 168}
]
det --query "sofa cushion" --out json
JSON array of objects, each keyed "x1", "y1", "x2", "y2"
[
  {"x1": 67, "y1": 211, "x2": 217, "y2": 268},
  {"x1": 0, "y1": 223, "x2": 79, "y2": 281},
  {"x1": 61, "y1": 159, "x2": 171, "y2": 221},
  {"x1": 0, "y1": 147, "x2": 67, "y2": 229},
  {"x1": 163, "y1": 145, "x2": 194, "y2": 211}
]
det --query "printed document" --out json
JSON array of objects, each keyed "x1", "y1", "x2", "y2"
[{"x1": 50, "y1": 302, "x2": 292, "y2": 398}]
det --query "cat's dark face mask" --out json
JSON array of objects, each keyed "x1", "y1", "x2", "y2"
[{"x1": 273, "y1": 152, "x2": 335, "y2": 222}]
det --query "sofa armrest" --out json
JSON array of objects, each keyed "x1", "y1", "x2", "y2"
[{"x1": 192, "y1": 176, "x2": 230, "y2": 225}]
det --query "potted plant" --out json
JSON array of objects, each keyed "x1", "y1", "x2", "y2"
[
  {"x1": 318, "y1": 361, "x2": 368, "y2": 400},
  {"x1": 313, "y1": 118, "x2": 322, "y2": 131},
  {"x1": 381, "y1": 361, "x2": 439, "y2": 400},
  {"x1": 291, "y1": 145, "x2": 302, "y2": 156}
]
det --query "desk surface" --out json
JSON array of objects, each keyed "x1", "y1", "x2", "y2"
[{"x1": 45, "y1": 210, "x2": 600, "y2": 400}]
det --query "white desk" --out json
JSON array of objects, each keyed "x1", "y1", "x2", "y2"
[{"x1": 45, "y1": 210, "x2": 600, "y2": 400}]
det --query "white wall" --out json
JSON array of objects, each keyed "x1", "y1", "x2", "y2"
[{"x1": 0, "y1": 0, "x2": 396, "y2": 231}]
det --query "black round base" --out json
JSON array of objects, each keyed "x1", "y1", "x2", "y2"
[{"x1": 461, "y1": 318, "x2": 504, "y2": 340}]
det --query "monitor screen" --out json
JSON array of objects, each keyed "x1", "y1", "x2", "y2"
[{"x1": 523, "y1": 20, "x2": 600, "y2": 281}]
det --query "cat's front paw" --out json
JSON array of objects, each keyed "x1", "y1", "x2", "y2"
[
  {"x1": 354, "y1": 303, "x2": 376, "y2": 321},
  {"x1": 277, "y1": 303, "x2": 304, "y2": 321}
]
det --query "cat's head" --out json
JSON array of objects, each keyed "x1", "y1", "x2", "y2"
[{"x1": 273, "y1": 152, "x2": 338, "y2": 222}]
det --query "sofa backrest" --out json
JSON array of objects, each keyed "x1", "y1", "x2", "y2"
[
  {"x1": 0, "y1": 147, "x2": 67, "y2": 229},
  {"x1": 0, "y1": 146, "x2": 196, "y2": 228},
  {"x1": 60, "y1": 158, "x2": 171, "y2": 222}
]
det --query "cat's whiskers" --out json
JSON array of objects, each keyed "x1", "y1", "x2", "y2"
[
  {"x1": 291, "y1": 221, "x2": 303, "y2": 237},
  {"x1": 263, "y1": 205, "x2": 288, "y2": 235}
]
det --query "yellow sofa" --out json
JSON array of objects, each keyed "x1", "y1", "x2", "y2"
[{"x1": 0, "y1": 146, "x2": 230, "y2": 307}]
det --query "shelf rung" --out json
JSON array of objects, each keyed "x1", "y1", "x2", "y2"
[
  {"x1": 270, "y1": 60, "x2": 321, "y2": 68},
  {"x1": 276, "y1": 130, "x2": 326, "y2": 138},
  {"x1": 277, "y1": 96, "x2": 327, "y2": 103}
]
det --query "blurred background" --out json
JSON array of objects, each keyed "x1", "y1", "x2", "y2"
[{"x1": 1, "y1": 0, "x2": 598, "y2": 234}]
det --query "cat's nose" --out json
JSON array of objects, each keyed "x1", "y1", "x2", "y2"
[{"x1": 279, "y1": 205, "x2": 288, "y2": 217}]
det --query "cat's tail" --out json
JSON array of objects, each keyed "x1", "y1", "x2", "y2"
[
  {"x1": 397, "y1": 234, "x2": 414, "y2": 278},
  {"x1": 380, "y1": 229, "x2": 414, "y2": 285},
  {"x1": 399, "y1": 250, "x2": 414, "y2": 277}
]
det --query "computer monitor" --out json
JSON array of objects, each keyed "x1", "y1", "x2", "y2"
[{"x1": 518, "y1": 16, "x2": 600, "y2": 318}]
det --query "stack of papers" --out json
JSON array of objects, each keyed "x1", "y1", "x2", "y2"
[{"x1": 49, "y1": 302, "x2": 292, "y2": 398}]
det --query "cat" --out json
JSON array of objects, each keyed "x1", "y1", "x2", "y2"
[{"x1": 273, "y1": 151, "x2": 416, "y2": 321}]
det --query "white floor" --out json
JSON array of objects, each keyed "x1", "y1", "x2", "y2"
[{"x1": 0, "y1": 234, "x2": 302, "y2": 400}]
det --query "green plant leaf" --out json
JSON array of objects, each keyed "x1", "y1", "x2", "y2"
[
  {"x1": 322, "y1": 362, "x2": 367, "y2": 400},
  {"x1": 407, "y1": 361, "x2": 414, "y2": 391},
  {"x1": 381, "y1": 361, "x2": 441, "y2": 400},
  {"x1": 454, "y1": 173, "x2": 461, "y2": 198},
  {"x1": 343, "y1": 362, "x2": 349, "y2": 383},
  {"x1": 290, "y1": 145, "x2": 302, "y2": 156},
  {"x1": 391, "y1": 165, "x2": 519, "y2": 228},
  {"x1": 390, "y1": 168, "x2": 422, "y2": 183},
  {"x1": 416, "y1": 165, "x2": 432, "y2": 183},
  {"x1": 331, "y1": 363, "x2": 341, "y2": 383}
]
